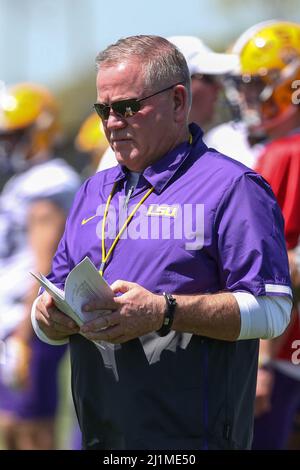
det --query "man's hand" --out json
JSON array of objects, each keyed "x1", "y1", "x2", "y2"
[
  {"x1": 80, "y1": 280, "x2": 165, "y2": 343},
  {"x1": 35, "y1": 291, "x2": 80, "y2": 341}
]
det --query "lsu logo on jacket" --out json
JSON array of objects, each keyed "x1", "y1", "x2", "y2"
[{"x1": 147, "y1": 204, "x2": 178, "y2": 218}]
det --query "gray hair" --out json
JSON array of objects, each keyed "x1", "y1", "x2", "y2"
[{"x1": 95, "y1": 35, "x2": 192, "y2": 105}]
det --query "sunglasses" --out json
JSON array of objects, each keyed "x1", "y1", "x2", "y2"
[{"x1": 94, "y1": 82, "x2": 183, "y2": 120}]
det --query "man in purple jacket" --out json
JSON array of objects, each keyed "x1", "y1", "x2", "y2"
[{"x1": 32, "y1": 35, "x2": 292, "y2": 450}]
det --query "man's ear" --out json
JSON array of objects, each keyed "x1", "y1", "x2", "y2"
[{"x1": 173, "y1": 85, "x2": 188, "y2": 122}]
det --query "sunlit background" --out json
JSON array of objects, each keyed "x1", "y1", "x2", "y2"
[
  {"x1": 1, "y1": 0, "x2": 300, "y2": 448},
  {"x1": 1, "y1": 0, "x2": 300, "y2": 138}
]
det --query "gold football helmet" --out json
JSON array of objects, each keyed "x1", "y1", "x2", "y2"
[
  {"x1": 0, "y1": 82, "x2": 60, "y2": 162},
  {"x1": 75, "y1": 112, "x2": 108, "y2": 153},
  {"x1": 231, "y1": 20, "x2": 300, "y2": 136},
  {"x1": 75, "y1": 112, "x2": 108, "y2": 171}
]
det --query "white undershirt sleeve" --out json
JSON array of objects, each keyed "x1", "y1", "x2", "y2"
[
  {"x1": 233, "y1": 292, "x2": 292, "y2": 340},
  {"x1": 31, "y1": 295, "x2": 69, "y2": 346},
  {"x1": 32, "y1": 290, "x2": 292, "y2": 343}
]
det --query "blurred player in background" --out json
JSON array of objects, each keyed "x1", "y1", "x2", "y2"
[
  {"x1": 221, "y1": 20, "x2": 300, "y2": 449},
  {"x1": 75, "y1": 111, "x2": 108, "y2": 177},
  {"x1": 0, "y1": 82, "x2": 80, "y2": 449}
]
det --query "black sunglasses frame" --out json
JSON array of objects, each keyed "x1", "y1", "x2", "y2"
[{"x1": 94, "y1": 82, "x2": 183, "y2": 120}]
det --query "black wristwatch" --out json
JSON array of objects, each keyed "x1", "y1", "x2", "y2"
[{"x1": 156, "y1": 293, "x2": 177, "y2": 337}]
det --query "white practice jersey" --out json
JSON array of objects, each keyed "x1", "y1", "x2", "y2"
[
  {"x1": 97, "y1": 146, "x2": 118, "y2": 172},
  {"x1": 205, "y1": 120, "x2": 264, "y2": 169},
  {"x1": 0, "y1": 158, "x2": 80, "y2": 339}
]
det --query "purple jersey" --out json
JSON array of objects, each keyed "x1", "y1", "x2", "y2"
[
  {"x1": 50, "y1": 124, "x2": 290, "y2": 299},
  {"x1": 46, "y1": 123, "x2": 291, "y2": 450}
]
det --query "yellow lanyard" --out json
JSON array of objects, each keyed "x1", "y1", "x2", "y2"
[
  {"x1": 99, "y1": 134, "x2": 192, "y2": 275},
  {"x1": 99, "y1": 181, "x2": 154, "y2": 275}
]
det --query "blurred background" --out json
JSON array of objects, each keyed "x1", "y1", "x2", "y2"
[
  {"x1": 1, "y1": 0, "x2": 300, "y2": 449},
  {"x1": 2, "y1": 0, "x2": 300, "y2": 161}
]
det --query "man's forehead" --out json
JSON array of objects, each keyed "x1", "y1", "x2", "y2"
[
  {"x1": 99, "y1": 60, "x2": 141, "y2": 79},
  {"x1": 100, "y1": 61, "x2": 131, "y2": 74},
  {"x1": 96, "y1": 62, "x2": 145, "y2": 98}
]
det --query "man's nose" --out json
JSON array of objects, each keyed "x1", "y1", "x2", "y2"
[{"x1": 106, "y1": 110, "x2": 127, "y2": 130}]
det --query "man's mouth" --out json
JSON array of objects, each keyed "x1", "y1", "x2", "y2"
[{"x1": 112, "y1": 138, "x2": 131, "y2": 146}]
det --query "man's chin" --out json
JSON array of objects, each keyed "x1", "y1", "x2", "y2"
[{"x1": 113, "y1": 150, "x2": 140, "y2": 170}]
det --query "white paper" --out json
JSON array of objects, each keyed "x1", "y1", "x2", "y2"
[{"x1": 30, "y1": 256, "x2": 113, "y2": 327}]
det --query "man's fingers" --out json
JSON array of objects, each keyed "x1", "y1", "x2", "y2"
[
  {"x1": 39, "y1": 292, "x2": 61, "y2": 319},
  {"x1": 41, "y1": 291, "x2": 55, "y2": 308},
  {"x1": 83, "y1": 281, "x2": 137, "y2": 312},
  {"x1": 52, "y1": 320, "x2": 79, "y2": 335},
  {"x1": 81, "y1": 311, "x2": 119, "y2": 333},
  {"x1": 82, "y1": 324, "x2": 124, "y2": 343},
  {"x1": 38, "y1": 299, "x2": 79, "y2": 332},
  {"x1": 51, "y1": 310, "x2": 79, "y2": 330},
  {"x1": 110, "y1": 279, "x2": 136, "y2": 294}
]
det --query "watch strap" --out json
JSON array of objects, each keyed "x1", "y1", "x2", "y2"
[{"x1": 156, "y1": 292, "x2": 177, "y2": 337}]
